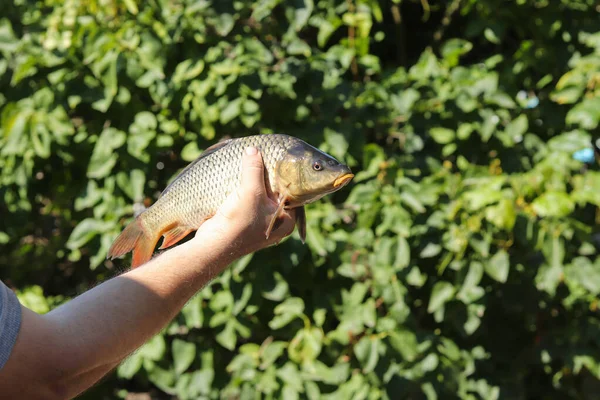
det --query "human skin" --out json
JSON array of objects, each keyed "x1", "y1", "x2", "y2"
[{"x1": 0, "y1": 147, "x2": 297, "y2": 400}]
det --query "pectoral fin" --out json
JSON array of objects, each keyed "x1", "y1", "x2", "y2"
[
  {"x1": 159, "y1": 224, "x2": 194, "y2": 249},
  {"x1": 295, "y1": 206, "x2": 306, "y2": 244},
  {"x1": 266, "y1": 196, "x2": 287, "y2": 240},
  {"x1": 107, "y1": 218, "x2": 160, "y2": 269}
]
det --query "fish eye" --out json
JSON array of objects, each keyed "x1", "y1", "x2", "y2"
[{"x1": 313, "y1": 161, "x2": 323, "y2": 171}]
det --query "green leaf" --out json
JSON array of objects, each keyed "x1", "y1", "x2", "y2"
[
  {"x1": 323, "y1": 128, "x2": 349, "y2": 162},
  {"x1": 181, "y1": 141, "x2": 202, "y2": 162},
  {"x1": 441, "y1": 38, "x2": 473, "y2": 66},
  {"x1": 282, "y1": 385, "x2": 299, "y2": 400},
  {"x1": 262, "y1": 272, "x2": 290, "y2": 301},
  {"x1": 485, "y1": 198, "x2": 516, "y2": 230},
  {"x1": 269, "y1": 297, "x2": 305, "y2": 329},
  {"x1": 67, "y1": 218, "x2": 107, "y2": 250},
  {"x1": 486, "y1": 92, "x2": 516, "y2": 109},
  {"x1": 429, "y1": 127, "x2": 455, "y2": 144},
  {"x1": 118, "y1": 352, "x2": 143, "y2": 379},
  {"x1": 313, "y1": 309, "x2": 326, "y2": 327},
  {"x1": 547, "y1": 130, "x2": 591, "y2": 153},
  {"x1": 220, "y1": 98, "x2": 242, "y2": 125},
  {"x1": 87, "y1": 128, "x2": 126, "y2": 178},
  {"x1": 172, "y1": 339, "x2": 196, "y2": 375},
  {"x1": 394, "y1": 236, "x2": 410, "y2": 270},
  {"x1": 31, "y1": 123, "x2": 51, "y2": 158},
  {"x1": 288, "y1": 327, "x2": 323, "y2": 364},
  {"x1": 288, "y1": 39, "x2": 312, "y2": 57},
  {"x1": 16, "y1": 285, "x2": 50, "y2": 314},
  {"x1": 484, "y1": 27, "x2": 500, "y2": 44},
  {"x1": 457, "y1": 261, "x2": 485, "y2": 304},
  {"x1": 182, "y1": 294, "x2": 203, "y2": 328},
  {"x1": 457, "y1": 123, "x2": 474, "y2": 140},
  {"x1": 232, "y1": 283, "x2": 252, "y2": 316},
  {"x1": 276, "y1": 362, "x2": 303, "y2": 392},
  {"x1": 130, "y1": 169, "x2": 145, "y2": 202},
  {"x1": 317, "y1": 15, "x2": 341, "y2": 47},
  {"x1": 388, "y1": 329, "x2": 419, "y2": 361},
  {"x1": 354, "y1": 336, "x2": 379, "y2": 373},
  {"x1": 214, "y1": 13, "x2": 235, "y2": 36},
  {"x1": 216, "y1": 320, "x2": 237, "y2": 350},
  {"x1": 260, "y1": 340, "x2": 287, "y2": 369},
  {"x1": 485, "y1": 250, "x2": 509, "y2": 283},
  {"x1": 123, "y1": 0, "x2": 138, "y2": 14},
  {"x1": 532, "y1": 192, "x2": 575, "y2": 218},
  {"x1": 0, "y1": 19, "x2": 18, "y2": 53},
  {"x1": 566, "y1": 97, "x2": 600, "y2": 129},
  {"x1": 305, "y1": 381, "x2": 321, "y2": 400},
  {"x1": 505, "y1": 114, "x2": 528, "y2": 139},
  {"x1": 139, "y1": 334, "x2": 166, "y2": 361},
  {"x1": 189, "y1": 367, "x2": 215, "y2": 396},
  {"x1": 464, "y1": 304, "x2": 484, "y2": 335},
  {"x1": 550, "y1": 86, "x2": 582, "y2": 105},
  {"x1": 536, "y1": 236, "x2": 564, "y2": 296},
  {"x1": 428, "y1": 281, "x2": 455, "y2": 313},
  {"x1": 406, "y1": 266, "x2": 427, "y2": 287},
  {"x1": 210, "y1": 290, "x2": 234, "y2": 311},
  {"x1": 172, "y1": 59, "x2": 205, "y2": 86},
  {"x1": 420, "y1": 243, "x2": 442, "y2": 258},
  {"x1": 565, "y1": 257, "x2": 600, "y2": 295},
  {"x1": 146, "y1": 363, "x2": 176, "y2": 394},
  {"x1": 391, "y1": 88, "x2": 420, "y2": 115}
]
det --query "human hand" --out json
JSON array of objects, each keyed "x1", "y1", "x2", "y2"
[{"x1": 192, "y1": 147, "x2": 297, "y2": 260}]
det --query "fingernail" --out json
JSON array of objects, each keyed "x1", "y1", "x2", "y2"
[{"x1": 245, "y1": 147, "x2": 258, "y2": 155}]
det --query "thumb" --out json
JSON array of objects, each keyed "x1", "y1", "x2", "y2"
[{"x1": 240, "y1": 147, "x2": 267, "y2": 200}]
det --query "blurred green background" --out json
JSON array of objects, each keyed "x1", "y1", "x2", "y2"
[{"x1": 1, "y1": 0, "x2": 600, "y2": 398}]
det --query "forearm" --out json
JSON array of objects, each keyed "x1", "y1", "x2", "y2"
[
  {"x1": 50, "y1": 238, "x2": 234, "y2": 374},
  {"x1": 0, "y1": 237, "x2": 236, "y2": 399},
  {"x1": 60, "y1": 360, "x2": 120, "y2": 399},
  {"x1": 0, "y1": 147, "x2": 297, "y2": 400}
]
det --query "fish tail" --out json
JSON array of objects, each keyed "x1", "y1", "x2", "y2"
[{"x1": 107, "y1": 218, "x2": 159, "y2": 269}]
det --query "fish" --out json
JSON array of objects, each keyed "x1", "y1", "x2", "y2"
[{"x1": 107, "y1": 134, "x2": 354, "y2": 268}]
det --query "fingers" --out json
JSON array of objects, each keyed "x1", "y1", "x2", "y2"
[
  {"x1": 240, "y1": 147, "x2": 266, "y2": 201},
  {"x1": 199, "y1": 146, "x2": 297, "y2": 253}
]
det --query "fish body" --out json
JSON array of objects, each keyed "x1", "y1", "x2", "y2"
[{"x1": 107, "y1": 134, "x2": 354, "y2": 268}]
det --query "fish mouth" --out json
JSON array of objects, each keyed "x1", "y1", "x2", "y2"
[{"x1": 333, "y1": 174, "x2": 354, "y2": 188}]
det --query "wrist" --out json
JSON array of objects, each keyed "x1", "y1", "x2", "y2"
[{"x1": 181, "y1": 228, "x2": 244, "y2": 269}]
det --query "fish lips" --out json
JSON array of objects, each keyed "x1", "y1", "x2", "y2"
[{"x1": 333, "y1": 172, "x2": 354, "y2": 188}]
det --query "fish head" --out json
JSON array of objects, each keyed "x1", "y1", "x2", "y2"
[{"x1": 276, "y1": 141, "x2": 354, "y2": 206}]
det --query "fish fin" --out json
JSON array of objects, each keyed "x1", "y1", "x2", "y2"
[
  {"x1": 107, "y1": 218, "x2": 160, "y2": 269},
  {"x1": 295, "y1": 206, "x2": 306, "y2": 244},
  {"x1": 265, "y1": 196, "x2": 287, "y2": 240},
  {"x1": 107, "y1": 219, "x2": 143, "y2": 260},
  {"x1": 161, "y1": 139, "x2": 234, "y2": 198},
  {"x1": 131, "y1": 233, "x2": 160, "y2": 269},
  {"x1": 159, "y1": 224, "x2": 194, "y2": 249}
]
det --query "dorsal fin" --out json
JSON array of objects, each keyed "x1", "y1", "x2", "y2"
[{"x1": 160, "y1": 139, "x2": 233, "y2": 198}]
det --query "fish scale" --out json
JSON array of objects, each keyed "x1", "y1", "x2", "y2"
[
  {"x1": 144, "y1": 134, "x2": 295, "y2": 233},
  {"x1": 107, "y1": 134, "x2": 353, "y2": 268}
]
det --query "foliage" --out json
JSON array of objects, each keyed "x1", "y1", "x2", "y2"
[{"x1": 1, "y1": 0, "x2": 600, "y2": 398}]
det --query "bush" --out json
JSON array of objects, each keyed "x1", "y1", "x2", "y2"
[{"x1": 1, "y1": 0, "x2": 600, "y2": 398}]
